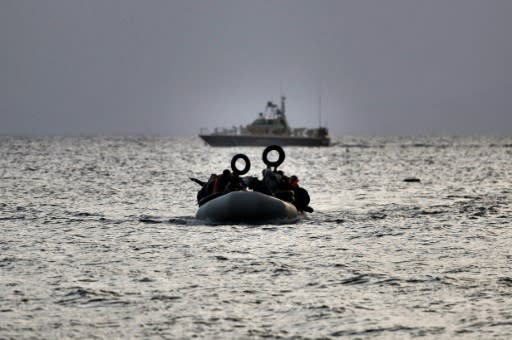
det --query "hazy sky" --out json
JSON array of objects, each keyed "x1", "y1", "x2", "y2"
[{"x1": 2, "y1": 0, "x2": 511, "y2": 136}]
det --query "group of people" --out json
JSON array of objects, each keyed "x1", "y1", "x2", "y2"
[
  {"x1": 192, "y1": 169, "x2": 243, "y2": 203},
  {"x1": 259, "y1": 168, "x2": 313, "y2": 213},
  {"x1": 191, "y1": 166, "x2": 313, "y2": 213}
]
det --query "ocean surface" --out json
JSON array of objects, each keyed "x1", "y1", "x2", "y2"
[{"x1": 1, "y1": 136, "x2": 511, "y2": 339}]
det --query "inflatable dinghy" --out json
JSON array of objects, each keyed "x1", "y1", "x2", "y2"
[{"x1": 196, "y1": 191, "x2": 299, "y2": 224}]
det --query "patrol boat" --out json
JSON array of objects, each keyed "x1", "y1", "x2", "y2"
[{"x1": 199, "y1": 96, "x2": 330, "y2": 147}]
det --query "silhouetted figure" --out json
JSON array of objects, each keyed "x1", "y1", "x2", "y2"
[
  {"x1": 192, "y1": 173, "x2": 217, "y2": 202},
  {"x1": 262, "y1": 167, "x2": 281, "y2": 195},
  {"x1": 289, "y1": 175, "x2": 313, "y2": 212},
  {"x1": 212, "y1": 169, "x2": 232, "y2": 193}
]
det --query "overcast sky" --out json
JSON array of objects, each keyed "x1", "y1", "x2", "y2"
[{"x1": 1, "y1": 0, "x2": 511, "y2": 136}]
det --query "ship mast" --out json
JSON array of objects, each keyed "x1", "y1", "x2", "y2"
[
  {"x1": 318, "y1": 95, "x2": 322, "y2": 128},
  {"x1": 279, "y1": 95, "x2": 291, "y2": 135}
]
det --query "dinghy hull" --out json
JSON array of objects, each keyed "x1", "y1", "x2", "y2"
[{"x1": 196, "y1": 191, "x2": 299, "y2": 224}]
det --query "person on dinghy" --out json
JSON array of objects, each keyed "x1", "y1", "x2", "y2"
[
  {"x1": 211, "y1": 168, "x2": 246, "y2": 194},
  {"x1": 192, "y1": 169, "x2": 238, "y2": 206},
  {"x1": 289, "y1": 175, "x2": 314, "y2": 213},
  {"x1": 227, "y1": 171, "x2": 245, "y2": 192},
  {"x1": 261, "y1": 167, "x2": 280, "y2": 195},
  {"x1": 191, "y1": 173, "x2": 217, "y2": 202},
  {"x1": 256, "y1": 167, "x2": 294, "y2": 203},
  {"x1": 259, "y1": 169, "x2": 314, "y2": 212},
  {"x1": 212, "y1": 169, "x2": 232, "y2": 194}
]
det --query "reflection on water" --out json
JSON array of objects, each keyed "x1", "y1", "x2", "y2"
[{"x1": 1, "y1": 136, "x2": 511, "y2": 338}]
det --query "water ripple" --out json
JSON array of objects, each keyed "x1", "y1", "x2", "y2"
[{"x1": 1, "y1": 136, "x2": 511, "y2": 338}]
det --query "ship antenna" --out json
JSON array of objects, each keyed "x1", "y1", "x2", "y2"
[
  {"x1": 317, "y1": 79, "x2": 323, "y2": 128},
  {"x1": 318, "y1": 94, "x2": 322, "y2": 128}
]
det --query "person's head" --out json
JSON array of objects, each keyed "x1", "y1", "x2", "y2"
[
  {"x1": 222, "y1": 169, "x2": 231, "y2": 177},
  {"x1": 290, "y1": 175, "x2": 299, "y2": 187}
]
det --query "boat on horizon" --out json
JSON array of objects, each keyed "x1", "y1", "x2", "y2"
[{"x1": 199, "y1": 96, "x2": 330, "y2": 147}]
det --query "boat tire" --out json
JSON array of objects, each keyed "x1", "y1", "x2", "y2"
[
  {"x1": 231, "y1": 153, "x2": 251, "y2": 175},
  {"x1": 262, "y1": 145, "x2": 285, "y2": 168}
]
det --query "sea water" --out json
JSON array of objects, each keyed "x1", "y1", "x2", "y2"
[{"x1": 1, "y1": 136, "x2": 511, "y2": 339}]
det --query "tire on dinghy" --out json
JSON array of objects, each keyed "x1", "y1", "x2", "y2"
[
  {"x1": 195, "y1": 191, "x2": 299, "y2": 224},
  {"x1": 231, "y1": 153, "x2": 251, "y2": 175},
  {"x1": 262, "y1": 145, "x2": 285, "y2": 168}
]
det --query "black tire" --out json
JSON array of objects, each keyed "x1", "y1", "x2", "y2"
[
  {"x1": 231, "y1": 153, "x2": 251, "y2": 175},
  {"x1": 262, "y1": 145, "x2": 285, "y2": 168}
]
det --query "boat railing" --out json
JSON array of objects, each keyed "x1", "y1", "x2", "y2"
[
  {"x1": 291, "y1": 127, "x2": 329, "y2": 138},
  {"x1": 291, "y1": 128, "x2": 307, "y2": 137},
  {"x1": 201, "y1": 125, "x2": 329, "y2": 138},
  {"x1": 200, "y1": 126, "x2": 241, "y2": 135}
]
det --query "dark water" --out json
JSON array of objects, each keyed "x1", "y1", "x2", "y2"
[{"x1": 1, "y1": 136, "x2": 511, "y2": 339}]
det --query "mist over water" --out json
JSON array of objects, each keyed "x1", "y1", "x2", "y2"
[{"x1": 1, "y1": 136, "x2": 511, "y2": 339}]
